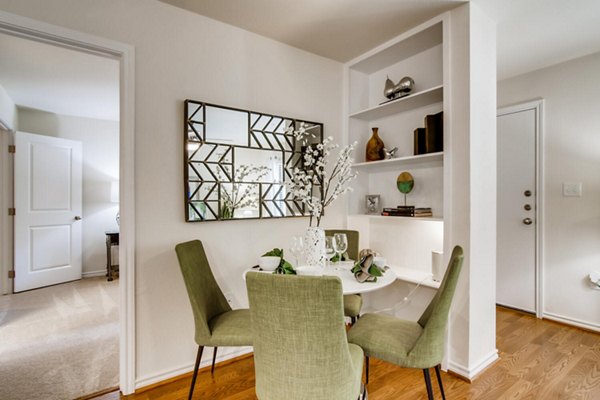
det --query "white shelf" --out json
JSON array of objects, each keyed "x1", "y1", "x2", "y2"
[
  {"x1": 388, "y1": 265, "x2": 440, "y2": 289},
  {"x1": 352, "y1": 151, "x2": 442, "y2": 170},
  {"x1": 349, "y1": 85, "x2": 443, "y2": 121},
  {"x1": 348, "y1": 214, "x2": 443, "y2": 222},
  {"x1": 349, "y1": 21, "x2": 443, "y2": 74}
]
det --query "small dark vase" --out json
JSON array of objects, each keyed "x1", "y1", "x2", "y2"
[{"x1": 366, "y1": 127, "x2": 385, "y2": 162}]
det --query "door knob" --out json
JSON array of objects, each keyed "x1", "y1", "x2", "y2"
[
  {"x1": 524, "y1": 190, "x2": 532, "y2": 197},
  {"x1": 523, "y1": 217, "x2": 532, "y2": 225},
  {"x1": 74, "y1": 216, "x2": 82, "y2": 221}
]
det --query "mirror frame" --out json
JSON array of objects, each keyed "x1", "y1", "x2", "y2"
[{"x1": 184, "y1": 99, "x2": 324, "y2": 222}]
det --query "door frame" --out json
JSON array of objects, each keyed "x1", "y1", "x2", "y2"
[
  {"x1": 0, "y1": 11, "x2": 137, "y2": 394},
  {"x1": 497, "y1": 99, "x2": 544, "y2": 318}
]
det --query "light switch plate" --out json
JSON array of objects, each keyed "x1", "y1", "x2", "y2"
[{"x1": 563, "y1": 182, "x2": 582, "y2": 197}]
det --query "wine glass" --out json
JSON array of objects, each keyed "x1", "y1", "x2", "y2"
[
  {"x1": 324, "y1": 236, "x2": 336, "y2": 268},
  {"x1": 290, "y1": 235, "x2": 304, "y2": 268},
  {"x1": 332, "y1": 233, "x2": 348, "y2": 270}
]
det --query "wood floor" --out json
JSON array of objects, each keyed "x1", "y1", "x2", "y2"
[{"x1": 100, "y1": 308, "x2": 600, "y2": 399}]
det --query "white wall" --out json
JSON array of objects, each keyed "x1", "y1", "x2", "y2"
[
  {"x1": 17, "y1": 108, "x2": 120, "y2": 275},
  {"x1": 0, "y1": 83, "x2": 16, "y2": 130},
  {"x1": 0, "y1": 0, "x2": 345, "y2": 386},
  {"x1": 498, "y1": 52, "x2": 600, "y2": 330}
]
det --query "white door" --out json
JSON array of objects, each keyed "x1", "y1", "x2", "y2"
[
  {"x1": 496, "y1": 103, "x2": 541, "y2": 313},
  {"x1": 14, "y1": 131, "x2": 82, "y2": 292}
]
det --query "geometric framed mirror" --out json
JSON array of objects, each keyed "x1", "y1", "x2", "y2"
[{"x1": 184, "y1": 100, "x2": 323, "y2": 222}]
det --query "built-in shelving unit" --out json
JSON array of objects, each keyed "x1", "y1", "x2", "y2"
[
  {"x1": 349, "y1": 85, "x2": 443, "y2": 121},
  {"x1": 348, "y1": 214, "x2": 444, "y2": 223},
  {"x1": 351, "y1": 151, "x2": 442, "y2": 171},
  {"x1": 346, "y1": 17, "x2": 445, "y2": 217},
  {"x1": 344, "y1": 16, "x2": 448, "y2": 282}
]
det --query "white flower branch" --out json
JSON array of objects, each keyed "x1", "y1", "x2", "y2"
[
  {"x1": 287, "y1": 122, "x2": 357, "y2": 226},
  {"x1": 217, "y1": 164, "x2": 270, "y2": 217}
]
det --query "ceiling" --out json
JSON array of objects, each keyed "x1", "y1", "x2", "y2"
[
  {"x1": 1, "y1": 1, "x2": 598, "y2": 121},
  {"x1": 160, "y1": 0, "x2": 466, "y2": 63},
  {"x1": 0, "y1": 33, "x2": 119, "y2": 121},
  {"x1": 160, "y1": 0, "x2": 600, "y2": 80},
  {"x1": 475, "y1": 0, "x2": 600, "y2": 80}
]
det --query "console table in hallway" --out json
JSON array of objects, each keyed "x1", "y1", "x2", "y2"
[{"x1": 105, "y1": 231, "x2": 119, "y2": 281}]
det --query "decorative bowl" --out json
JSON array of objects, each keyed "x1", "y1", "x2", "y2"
[{"x1": 258, "y1": 256, "x2": 280, "y2": 271}]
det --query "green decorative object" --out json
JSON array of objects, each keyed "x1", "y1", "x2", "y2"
[{"x1": 397, "y1": 171, "x2": 414, "y2": 206}]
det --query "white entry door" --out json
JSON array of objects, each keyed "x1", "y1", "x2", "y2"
[
  {"x1": 496, "y1": 102, "x2": 541, "y2": 314},
  {"x1": 14, "y1": 131, "x2": 82, "y2": 292}
]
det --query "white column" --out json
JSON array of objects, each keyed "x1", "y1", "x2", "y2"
[{"x1": 445, "y1": 3, "x2": 498, "y2": 379}]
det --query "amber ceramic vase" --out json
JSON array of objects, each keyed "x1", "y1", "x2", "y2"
[{"x1": 366, "y1": 127, "x2": 385, "y2": 161}]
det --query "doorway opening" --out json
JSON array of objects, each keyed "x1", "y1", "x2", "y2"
[{"x1": 0, "y1": 11, "x2": 135, "y2": 397}]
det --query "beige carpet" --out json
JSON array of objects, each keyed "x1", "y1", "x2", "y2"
[{"x1": 0, "y1": 277, "x2": 119, "y2": 400}]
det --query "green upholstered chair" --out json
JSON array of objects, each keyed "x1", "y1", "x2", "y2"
[
  {"x1": 175, "y1": 240, "x2": 253, "y2": 400},
  {"x1": 348, "y1": 245, "x2": 464, "y2": 400},
  {"x1": 325, "y1": 229, "x2": 363, "y2": 324},
  {"x1": 246, "y1": 272, "x2": 366, "y2": 400}
]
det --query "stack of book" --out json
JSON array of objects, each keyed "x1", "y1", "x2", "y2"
[
  {"x1": 414, "y1": 111, "x2": 443, "y2": 155},
  {"x1": 414, "y1": 207, "x2": 433, "y2": 217},
  {"x1": 381, "y1": 206, "x2": 433, "y2": 217},
  {"x1": 381, "y1": 206, "x2": 414, "y2": 217}
]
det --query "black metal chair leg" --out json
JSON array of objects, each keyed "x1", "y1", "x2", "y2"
[
  {"x1": 358, "y1": 383, "x2": 368, "y2": 400},
  {"x1": 423, "y1": 368, "x2": 434, "y2": 400},
  {"x1": 435, "y1": 365, "x2": 446, "y2": 400},
  {"x1": 211, "y1": 347, "x2": 218, "y2": 376},
  {"x1": 189, "y1": 346, "x2": 204, "y2": 400},
  {"x1": 365, "y1": 356, "x2": 369, "y2": 384}
]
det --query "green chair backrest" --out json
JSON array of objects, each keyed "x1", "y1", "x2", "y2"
[
  {"x1": 175, "y1": 240, "x2": 232, "y2": 344},
  {"x1": 246, "y1": 273, "x2": 358, "y2": 400},
  {"x1": 408, "y1": 245, "x2": 464, "y2": 368},
  {"x1": 325, "y1": 229, "x2": 359, "y2": 260}
]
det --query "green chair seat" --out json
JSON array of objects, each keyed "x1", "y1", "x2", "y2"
[
  {"x1": 347, "y1": 313, "x2": 423, "y2": 367},
  {"x1": 343, "y1": 294, "x2": 363, "y2": 318},
  {"x1": 208, "y1": 309, "x2": 252, "y2": 347}
]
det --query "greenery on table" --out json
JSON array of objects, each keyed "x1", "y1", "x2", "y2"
[
  {"x1": 262, "y1": 248, "x2": 296, "y2": 275},
  {"x1": 329, "y1": 252, "x2": 350, "y2": 262}
]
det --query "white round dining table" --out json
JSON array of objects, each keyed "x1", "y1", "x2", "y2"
[{"x1": 244, "y1": 265, "x2": 396, "y2": 295}]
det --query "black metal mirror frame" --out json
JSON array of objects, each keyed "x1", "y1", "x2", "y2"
[{"x1": 184, "y1": 99, "x2": 323, "y2": 222}]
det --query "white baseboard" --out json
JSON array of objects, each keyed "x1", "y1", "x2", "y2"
[
  {"x1": 448, "y1": 349, "x2": 498, "y2": 380},
  {"x1": 543, "y1": 311, "x2": 600, "y2": 332},
  {"x1": 135, "y1": 347, "x2": 252, "y2": 390},
  {"x1": 82, "y1": 269, "x2": 107, "y2": 278}
]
